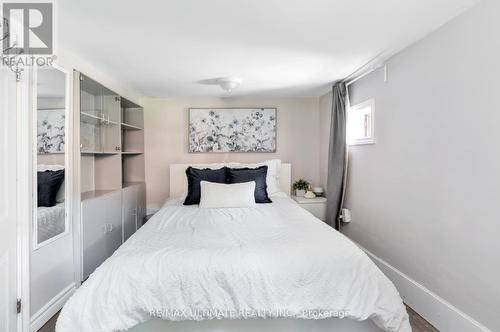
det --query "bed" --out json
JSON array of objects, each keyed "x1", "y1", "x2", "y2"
[
  {"x1": 56, "y1": 163, "x2": 410, "y2": 332},
  {"x1": 37, "y1": 202, "x2": 66, "y2": 243}
]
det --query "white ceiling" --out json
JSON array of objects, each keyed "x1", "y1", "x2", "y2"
[{"x1": 59, "y1": 0, "x2": 478, "y2": 98}]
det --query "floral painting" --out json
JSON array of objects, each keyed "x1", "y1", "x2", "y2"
[
  {"x1": 37, "y1": 109, "x2": 65, "y2": 154},
  {"x1": 189, "y1": 108, "x2": 277, "y2": 153}
]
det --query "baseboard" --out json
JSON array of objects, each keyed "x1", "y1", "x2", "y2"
[
  {"x1": 356, "y1": 244, "x2": 492, "y2": 332},
  {"x1": 30, "y1": 283, "x2": 76, "y2": 332}
]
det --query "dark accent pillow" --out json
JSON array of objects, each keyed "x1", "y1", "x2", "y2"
[
  {"x1": 228, "y1": 166, "x2": 272, "y2": 203},
  {"x1": 38, "y1": 169, "x2": 65, "y2": 207},
  {"x1": 184, "y1": 167, "x2": 228, "y2": 205}
]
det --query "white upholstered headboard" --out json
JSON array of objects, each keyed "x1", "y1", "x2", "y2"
[{"x1": 169, "y1": 163, "x2": 291, "y2": 198}]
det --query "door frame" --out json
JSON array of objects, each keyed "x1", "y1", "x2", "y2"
[
  {"x1": 17, "y1": 67, "x2": 34, "y2": 332},
  {"x1": 16, "y1": 62, "x2": 76, "y2": 332}
]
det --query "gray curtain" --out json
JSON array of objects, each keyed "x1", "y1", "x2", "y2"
[{"x1": 326, "y1": 82, "x2": 348, "y2": 230}]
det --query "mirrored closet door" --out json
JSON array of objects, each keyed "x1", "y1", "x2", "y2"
[
  {"x1": 31, "y1": 66, "x2": 74, "y2": 330},
  {"x1": 35, "y1": 68, "x2": 68, "y2": 245}
]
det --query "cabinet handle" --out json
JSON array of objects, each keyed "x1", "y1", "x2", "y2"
[{"x1": 102, "y1": 223, "x2": 114, "y2": 234}]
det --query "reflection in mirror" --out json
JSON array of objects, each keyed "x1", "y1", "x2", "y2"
[{"x1": 36, "y1": 68, "x2": 67, "y2": 246}]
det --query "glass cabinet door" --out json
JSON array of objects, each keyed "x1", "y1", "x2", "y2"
[
  {"x1": 101, "y1": 123, "x2": 121, "y2": 153},
  {"x1": 101, "y1": 92, "x2": 121, "y2": 153},
  {"x1": 80, "y1": 75, "x2": 104, "y2": 153},
  {"x1": 103, "y1": 92, "x2": 121, "y2": 124},
  {"x1": 80, "y1": 74, "x2": 121, "y2": 154}
]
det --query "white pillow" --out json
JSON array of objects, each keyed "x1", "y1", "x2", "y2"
[
  {"x1": 199, "y1": 181, "x2": 256, "y2": 208},
  {"x1": 234, "y1": 159, "x2": 282, "y2": 195},
  {"x1": 38, "y1": 164, "x2": 65, "y2": 203}
]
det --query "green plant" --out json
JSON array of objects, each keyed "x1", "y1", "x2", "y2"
[{"x1": 292, "y1": 179, "x2": 309, "y2": 191}]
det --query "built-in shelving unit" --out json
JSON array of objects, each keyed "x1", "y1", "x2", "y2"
[
  {"x1": 75, "y1": 71, "x2": 146, "y2": 281},
  {"x1": 77, "y1": 72, "x2": 145, "y2": 196},
  {"x1": 120, "y1": 97, "x2": 145, "y2": 186}
]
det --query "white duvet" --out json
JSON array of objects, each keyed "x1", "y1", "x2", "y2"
[{"x1": 57, "y1": 194, "x2": 410, "y2": 332}]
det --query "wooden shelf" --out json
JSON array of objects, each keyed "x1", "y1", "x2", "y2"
[
  {"x1": 123, "y1": 181, "x2": 145, "y2": 188},
  {"x1": 121, "y1": 123, "x2": 143, "y2": 131},
  {"x1": 81, "y1": 111, "x2": 102, "y2": 125},
  {"x1": 81, "y1": 111, "x2": 120, "y2": 126},
  {"x1": 121, "y1": 151, "x2": 143, "y2": 155},
  {"x1": 81, "y1": 151, "x2": 120, "y2": 155}
]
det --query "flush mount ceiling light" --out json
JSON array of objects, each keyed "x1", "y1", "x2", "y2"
[{"x1": 216, "y1": 77, "x2": 242, "y2": 92}]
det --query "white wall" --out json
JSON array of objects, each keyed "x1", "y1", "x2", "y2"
[
  {"x1": 142, "y1": 97, "x2": 321, "y2": 210},
  {"x1": 320, "y1": 1, "x2": 500, "y2": 330}
]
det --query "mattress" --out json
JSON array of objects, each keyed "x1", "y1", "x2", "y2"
[
  {"x1": 57, "y1": 193, "x2": 410, "y2": 332},
  {"x1": 37, "y1": 202, "x2": 65, "y2": 243}
]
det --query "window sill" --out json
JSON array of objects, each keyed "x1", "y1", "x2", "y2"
[{"x1": 349, "y1": 139, "x2": 376, "y2": 146}]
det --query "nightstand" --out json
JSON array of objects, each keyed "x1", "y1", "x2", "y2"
[{"x1": 292, "y1": 196, "x2": 327, "y2": 221}]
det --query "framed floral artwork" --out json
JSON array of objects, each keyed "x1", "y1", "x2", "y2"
[
  {"x1": 188, "y1": 108, "x2": 277, "y2": 153},
  {"x1": 37, "y1": 109, "x2": 65, "y2": 154}
]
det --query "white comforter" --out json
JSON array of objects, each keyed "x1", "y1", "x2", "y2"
[{"x1": 57, "y1": 194, "x2": 410, "y2": 332}]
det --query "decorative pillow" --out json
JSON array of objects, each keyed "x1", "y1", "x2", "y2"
[
  {"x1": 183, "y1": 167, "x2": 228, "y2": 205},
  {"x1": 199, "y1": 181, "x2": 256, "y2": 208},
  {"x1": 38, "y1": 169, "x2": 65, "y2": 207},
  {"x1": 38, "y1": 164, "x2": 65, "y2": 203},
  {"x1": 228, "y1": 166, "x2": 272, "y2": 203},
  {"x1": 179, "y1": 163, "x2": 241, "y2": 199},
  {"x1": 234, "y1": 159, "x2": 281, "y2": 195}
]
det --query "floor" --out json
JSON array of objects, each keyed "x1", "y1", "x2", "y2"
[
  {"x1": 39, "y1": 305, "x2": 438, "y2": 332},
  {"x1": 38, "y1": 311, "x2": 59, "y2": 332},
  {"x1": 407, "y1": 305, "x2": 439, "y2": 332}
]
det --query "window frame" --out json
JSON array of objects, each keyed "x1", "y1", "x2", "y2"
[{"x1": 347, "y1": 98, "x2": 376, "y2": 146}]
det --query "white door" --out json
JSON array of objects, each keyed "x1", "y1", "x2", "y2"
[
  {"x1": 137, "y1": 183, "x2": 146, "y2": 229},
  {"x1": 0, "y1": 68, "x2": 19, "y2": 331},
  {"x1": 81, "y1": 191, "x2": 122, "y2": 280},
  {"x1": 30, "y1": 67, "x2": 74, "y2": 331},
  {"x1": 122, "y1": 185, "x2": 137, "y2": 242}
]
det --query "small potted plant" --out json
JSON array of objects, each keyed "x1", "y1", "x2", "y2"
[{"x1": 292, "y1": 179, "x2": 309, "y2": 197}]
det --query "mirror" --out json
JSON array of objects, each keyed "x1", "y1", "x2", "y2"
[{"x1": 35, "y1": 67, "x2": 68, "y2": 246}]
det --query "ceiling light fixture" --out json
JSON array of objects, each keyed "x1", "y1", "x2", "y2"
[{"x1": 216, "y1": 77, "x2": 242, "y2": 92}]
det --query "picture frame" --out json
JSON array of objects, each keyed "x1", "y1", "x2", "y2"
[{"x1": 188, "y1": 108, "x2": 277, "y2": 153}]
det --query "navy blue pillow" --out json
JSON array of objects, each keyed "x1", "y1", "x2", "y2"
[
  {"x1": 38, "y1": 169, "x2": 65, "y2": 207},
  {"x1": 184, "y1": 167, "x2": 228, "y2": 205},
  {"x1": 228, "y1": 166, "x2": 272, "y2": 203}
]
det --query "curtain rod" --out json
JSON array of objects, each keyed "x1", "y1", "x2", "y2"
[
  {"x1": 345, "y1": 64, "x2": 386, "y2": 87},
  {"x1": 343, "y1": 51, "x2": 387, "y2": 87}
]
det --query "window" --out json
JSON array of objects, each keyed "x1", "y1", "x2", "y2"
[{"x1": 347, "y1": 98, "x2": 375, "y2": 145}]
